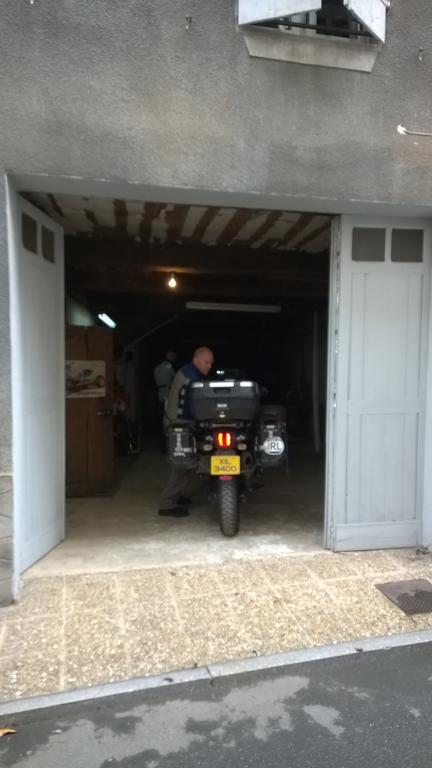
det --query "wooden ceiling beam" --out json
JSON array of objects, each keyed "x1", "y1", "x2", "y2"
[
  {"x1": 278, "y1": 213, "x2": 316, "y2": 248},
  {"x1": 296, "y1": 221, "x2": 332, "y2": 250},
  {"x1": 113, "y1": 199, "x2": 128, "y2": 236},
  {"x1": 188, "y1": 206, "x2": 220, "y2": 242},
  {"x1": 139, "y1": 202, "x2": 166, "y2": 241},
  {"x1": 48, "y1": 193, "x2": 65, "y2": 219},
  {"x1": 68, "y1": 269, "x2": 327, "y2": 298},
  {"x1": 216, "y1": 208, "x2": 253, "y2": 244},
  {"x1": 67, "y1": 260, "x2": 327, "y2": 280},
  {"x1": 241, "y1": 210, "x2": 282, "y2": 247},
  {"x1": 165, "y1": 204, "x2": 190, "y2": 241},
  {"x1": 65, "y1": 237, "x2": 329, "y2": 275},
  {"x1": 84, "y1": 209, "x2": 100, "y2": 235}
]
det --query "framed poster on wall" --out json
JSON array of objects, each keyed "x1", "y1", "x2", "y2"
[{"x1": 65, "y1": 360, "x2": 106, "y2": 398}]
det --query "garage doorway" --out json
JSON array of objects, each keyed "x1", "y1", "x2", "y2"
[
  {"x1": 13, "y1": 189, "x2": 333, "y2": 578},
  {"x1": 9, "y1": 181, "x2": 432, "y2": 586}
]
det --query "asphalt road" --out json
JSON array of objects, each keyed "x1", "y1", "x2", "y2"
[{"x1": 1, "y1": 642, "x2": 432, "y2": 767}]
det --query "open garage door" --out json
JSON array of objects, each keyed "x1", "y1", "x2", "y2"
[
  {"x1": 327, "y1": 216, "x2": 431, "y2": 551},
  {"x1": 8, "y1": 190, "x2": 65, "y2": 574}
]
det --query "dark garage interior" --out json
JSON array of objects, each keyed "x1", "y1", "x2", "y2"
[{"x1": 22, "y1": 192, "x2": 332, "y2": 575}]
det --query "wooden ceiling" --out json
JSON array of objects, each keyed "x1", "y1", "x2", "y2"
[
  {"x1": 24, "y1": 193, "x2": 331, "y2": 253},
  {"x1": 23, "y1": 193, "x2": 331, "y2": 338}
]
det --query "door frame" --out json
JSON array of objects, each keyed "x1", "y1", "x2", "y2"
[
  {"x1": 8, "y1": 171, "x2": 432, "y2": 585},
  {"x1": 324, "y1": 216, "x2": 340, "y2": 550}
]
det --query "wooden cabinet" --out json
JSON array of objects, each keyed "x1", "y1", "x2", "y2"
[{"x1": 65, "y1": 325, "x2": 114, "y2": 496}]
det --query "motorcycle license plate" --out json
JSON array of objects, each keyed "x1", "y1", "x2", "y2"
[{"x1": 211, "y1": 455, "x2": 241, "y2": 475}]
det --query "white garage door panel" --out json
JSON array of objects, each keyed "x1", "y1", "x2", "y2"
[
  {"x1": 21, "y1": 409, "x2": 63, "y2": 569},
  {"x1": 24, "y1": 262, "x2": 59, "y2": 402},
  {"x1": 8, "y1": 191, "x2": 65, "y2": 576},
  {"x1": 349, "y1": 273, "x2": 424, "y2": 402},
  {"x1": 333, "y1": 521, "x2": 418, "y2": 551},
  {"x1": 346, "y1": 413, "x2": 418, "y2": 524},
  {"x1": 327, "y1": 217, "x2": 430, "y2": 551}
]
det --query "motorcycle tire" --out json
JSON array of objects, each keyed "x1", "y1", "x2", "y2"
[{"x1": 218, "y1": 478, "x2": 239, "y2": 537}]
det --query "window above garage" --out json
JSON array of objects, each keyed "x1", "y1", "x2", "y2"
[{"x1": 238, "y1": 0, "x2": 390, "y2": 72}]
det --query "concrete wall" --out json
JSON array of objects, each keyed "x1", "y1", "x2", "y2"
[
  {"x1": 0, "y1": 178, "x2": 13, "y2": 604},
  {"x1": 0, "y1": 1, "x2": 432, "y2": 209}
]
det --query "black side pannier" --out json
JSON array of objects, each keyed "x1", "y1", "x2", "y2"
[
  {"x1": 167, "y1": 425, "x2": 197, "y2": 468},
  {"x1": 258, "y1": 405, "x2": 288, "y2": 467},
  {"x1": 190, "y1": 380, "x2": 260, "y2": 422}
]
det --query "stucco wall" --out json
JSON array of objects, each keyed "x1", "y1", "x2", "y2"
[
  {"x1": 0, "y1": 0, "x2": 432, "y2": 209},
  {"x1": 0, "y1": 178, "x2": 13, "y2": 604}
]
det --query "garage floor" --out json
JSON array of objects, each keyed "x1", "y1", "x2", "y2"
[{"x1": 26, "y1": 445, "x2": 324, "y2": 579}]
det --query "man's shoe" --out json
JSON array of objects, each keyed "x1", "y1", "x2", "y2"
[
  {"x1": 158, "y1": 506, "x2": 190, "y2": 518},
  {"x1": 177, "y1": 496, "x2": 192, "y2": 506}
]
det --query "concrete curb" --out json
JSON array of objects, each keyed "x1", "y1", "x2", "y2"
[{"x1": 1, "y1": 628, "x2": 432, "y2": 717}]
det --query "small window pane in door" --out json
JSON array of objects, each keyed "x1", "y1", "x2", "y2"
[
  {"x1": 42, "y1": 226, "x2": 56, "y2": 264},
  {"x1": 391, "y1": 229, "x2": 423, "y2": 263},
  {"x1": 22, "y1": 213, "x2": 38, "y2": 254},
  {"x1": 352, "y1": 228, "x2": 385, "y2": 261}
]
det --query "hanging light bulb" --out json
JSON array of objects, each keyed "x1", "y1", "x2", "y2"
[{"x1": 168, "y1": 273, "x2": 177, "y2": 289}]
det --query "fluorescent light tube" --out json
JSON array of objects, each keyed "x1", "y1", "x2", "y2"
[
  {"x1": 186, "y1": 301, "x2": 281, "y2": 314},
  {"x1": 98, "y1": 313, "x2": 116, "y2": 329}
]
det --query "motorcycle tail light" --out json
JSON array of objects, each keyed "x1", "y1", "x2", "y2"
[{"x1": 216, "y1": 431, "x2": 233, "y2": 448}]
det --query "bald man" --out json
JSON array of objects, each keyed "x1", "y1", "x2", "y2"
[{"x1": 159, "y1": 347, "x2": 214, "y2": 517}]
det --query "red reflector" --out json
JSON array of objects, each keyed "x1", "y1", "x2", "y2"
[{"x1": 216, "y1": 431, "x2": 233, "y2": 448}]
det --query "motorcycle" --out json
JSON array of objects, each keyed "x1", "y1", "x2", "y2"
[{"x1": 167, "y1": 379, "x2": 287, "y2": 537}]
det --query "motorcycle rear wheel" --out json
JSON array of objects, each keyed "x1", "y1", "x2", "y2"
[{"x1": 219, "y1": 478, "x2": 239, "y2": 537}]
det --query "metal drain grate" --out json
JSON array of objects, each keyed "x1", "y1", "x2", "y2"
[{"x1": 375, "y1": 579, "x2": 432, "y2": 615}]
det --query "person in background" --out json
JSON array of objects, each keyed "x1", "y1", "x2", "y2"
[
  {"x1": 158, "y1": 346, "x2": 214, "y2": 517},
  {"x1": 153, "y1": 350, "x2": 177, "y2": 452}
]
